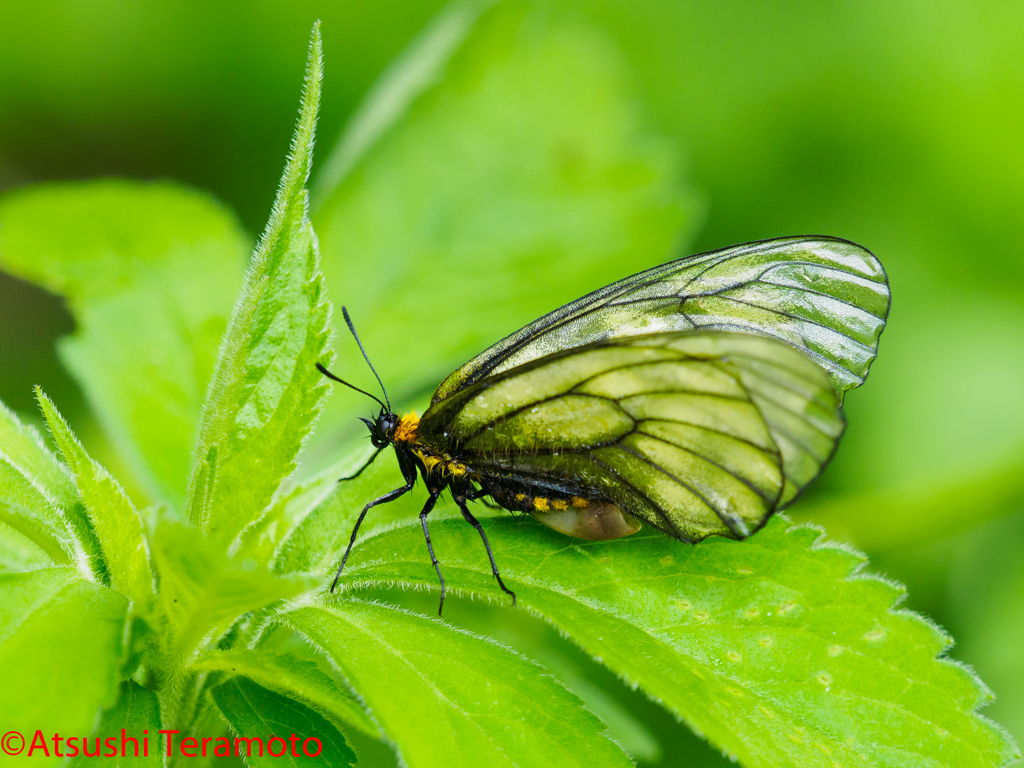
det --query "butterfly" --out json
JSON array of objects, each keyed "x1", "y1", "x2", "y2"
[{"x1": 319, "y1": 236, "x2": 890, "y2": 614}]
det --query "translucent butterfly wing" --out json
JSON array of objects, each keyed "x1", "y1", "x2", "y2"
[
  {"x1": 420, "y1": 331, "x2": 844, "y2": 541},
  {"x1": 432, "y1": 236, "x2": 889, "y2": 403}
]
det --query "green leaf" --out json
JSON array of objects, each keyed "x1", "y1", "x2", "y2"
[
  {"x1": 210, "y1": 676, "x2": 356, "y2": 768},
  {"x1": 0, "y1": 398, "x2": 99, "y2": 574},
  {"x1": 0, "y1": 453, "x2": 81, "y2": 569},
  {"x1": 243, "y1": 443, "x2": 392, "y2": 573},
  {"x1": 37, "y1": 389, "x2": 154, "y2": 606},
  {"x1": 0, "y1": 399, "x2": 78, "y2": 509},
  {"x1": 0, "y1": 181, "x2": 249, "y2": 508},
  {"x1": 407, "y1": 592, "x2": 664, "y2": 764},
  {"x1": 332, "y1": 515, "x2": 1019, "y2": 768},
  {"x1": 246, "y1": 438, "x2": 451, "y2": 575},
  {"x1": 68, "y1": 680, "x2": 162, "y2": 768},
  {"x1": 0, "y1": 520, "x2": 51, "y2": 572},
  {"x1": 194, "y1": 647, "x2": 377, "y2": 738},
  {"x1": 0, "y1": 568, "x2": 128, "y2": 765},
  {"x1": 272, "y1": 597, "x2": 632, "y2": 768},
  {"x1": 150, "y1": 523, "x2": 312, "y2": 730},
  {"x1": 310, "y1": 0, "x2": 699, "y2": 452},
  {"x1": 185, "y1": 26, "x2": 332, "y2": 548}
]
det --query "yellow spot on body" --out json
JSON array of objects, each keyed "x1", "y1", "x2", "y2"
[
  {"x1": 533, "y1": 497, "x2": 549, "y2": 512},
  {"x1": 571, "y1": 496, "x2": 589, "y2": 508},
  {"x1": 816, "y1": 672, "x2": 832, "y2": 687},
  {"x1": 827, "y1": 644, "x2": 843, "y2": 657},
  {"x1": 659, "y1": 555, "x2": 674, "y2": 565},
  {"x1": 515, "y1": 493, "x2": 526, "y2": 502},
  {"x1": 676, "y1": 600, "x2": 691, "y2": 611},
  {"x1": 552, "y1": 499, "x2": 568, "y2": 510},
  {"x1": 726, "y1": 651, "x2": 742, "y2": 663},
  {"x1": 598, "y1": 556, "x2": 610, "y2": 563},
  {"x1": 725, "y1": 686, "x2": 743, "y2": 697},
  {"x1": 745, "y1": 607, "x2": 760, "y2": 619},
  {"x1": 777, "y1": 601, "x2": 798, "y2": 615},
  {"x1": 759, "y1": 706, "x2": 776, "y2": 720},
  {"x1": 759, "y1": 636, "x2": 773, "y2": 648},
  {"x1": 394, "y1": 412, "x2": 420, "y2": 443},
  {"x1": 737, "y1": 567, "x2": 754, "y2": 575},
  {"x1": 414, "y1": 450, "x2": 442, "y2": 474},
  {"x1": 694, "y1": 609, "x2": 709, "y2": 622}
]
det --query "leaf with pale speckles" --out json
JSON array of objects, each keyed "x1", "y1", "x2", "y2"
[{"x1": 313, "y1": 509, "x2": 1018, "y2": 768}]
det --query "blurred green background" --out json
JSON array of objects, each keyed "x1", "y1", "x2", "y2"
[{"x1": 2, "y1": 1, "x2": 1022, "y2": 764}]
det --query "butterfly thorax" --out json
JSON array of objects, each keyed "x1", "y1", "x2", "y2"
[
  {"x1": 389, "y1": 410, "x2": 639, "y2": 539},
  {"x1": 392, "y1": 412, "x2": 472, "y2": 480}
]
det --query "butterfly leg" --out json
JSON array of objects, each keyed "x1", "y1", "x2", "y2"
[
  {"x1": 331, "y1": 448, "x2": 418, "y2": 593},
  {"x1": 418, "y1": 487, "x2": 447, "y2": 615},
  {"x1": 455, "y1": 496, "x2": 517, "y2": 608},
  {"x1": 330, "y1": 481, "x2": 413, "y2": 592}
]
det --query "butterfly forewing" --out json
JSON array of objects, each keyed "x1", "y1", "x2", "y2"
[
  {"x1": 419, "y1": 330, "x2": 844, "y2": 542},
  {"x1": 432, "y1": 236, "x2": 889, "y2": 402}
]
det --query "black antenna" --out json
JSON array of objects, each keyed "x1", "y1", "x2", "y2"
[
  {"x1": 342, "y1": 306, "x2": 391, "y2": 412},
  {"x1": 315, "y1": 363, "x2": 387, "y2": 410}
]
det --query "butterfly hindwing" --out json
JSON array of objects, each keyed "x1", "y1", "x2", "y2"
[
  {"x1": 419, "y1": 331, "x2": 844, "y2": 541},
  {"x1": 432, "y1": 236, "x2": 889, "y2": 403}
]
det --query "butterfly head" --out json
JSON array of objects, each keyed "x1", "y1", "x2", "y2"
[{"x1": 360, "y1": 411, "x2": 399, "y2": 449}]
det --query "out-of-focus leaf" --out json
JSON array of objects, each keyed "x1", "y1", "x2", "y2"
[
  {"x1": 0, "y1": 181, "x2": 249, "y2": 509},
  {"x1": 210, "y1": 676, "x2": 357, "y2": 768},
  {"x1": 311, "y1": 1, "x2": 481, "y2": 205},
  {"x1": 68, "y1": 680, "x2": 162, "y2": 768},
  {"x1": 184, "y1": 27, "x2": 332, "y2": 548},
  {"x1": 824, "y1": 292, "x2": 1024, "y2": 497},
  {"x1": 37, "y1": 390, "x2": 154, "y2": 607},
  {"x1": 0, "y1": 568, "x2": 127, "y2": 767},
  {"x1": 310, "y1": 0, "x2": 699, "y2": 460},
  {"x1": 333, "y1": 514, "x2": 1019, "y2": 768},
  {"x1": 150, "y1": 523, "x2": 312, "y2": 730},
  {"x1": 948, "y1": 510, "x2": 1024, "y2": 751},
  {"x1": 271, "y1": 597, "x2": 633, "y2": 768},
  {"x1": 794, "y1": 456, "x2": 1024, "y2": 552},
  {"x1": 194, "y1": 648, "x2": 376, "y2": 738}
]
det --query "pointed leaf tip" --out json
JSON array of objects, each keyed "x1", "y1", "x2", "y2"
[{"x1": 184, "y1": 33, "x2": 333, "y2": 545}]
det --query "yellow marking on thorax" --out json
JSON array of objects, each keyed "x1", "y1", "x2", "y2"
[
  {"x1": 571, "y1": 496, "x2": 588, "y2": 508},
  {"x1": 411, "y1": 445, "x2": 468, "y2": 479},
  {"x1": 394, "y1": 412, "x2": 420, "y2": 443},
  {"x1": 533, "y1": 497, "x2": 550, "y2": 512}
]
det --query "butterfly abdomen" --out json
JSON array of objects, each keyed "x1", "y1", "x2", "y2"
[{"x1": 485, "y1": 481, "x2": 641, "y2": 541}]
